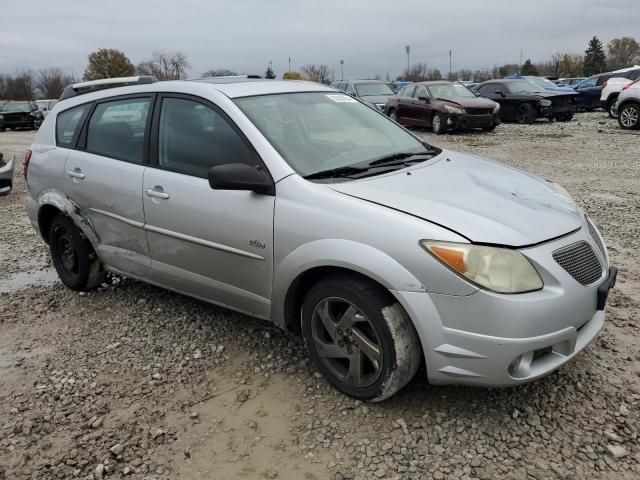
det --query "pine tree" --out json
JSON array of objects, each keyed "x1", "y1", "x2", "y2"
[
  {"x1": 521, "y1": 59, "x2": 538, "y2": 76},
  {"x1": 583, "y1": 36, "x2": 607, "y2": 76},
  {"x1": 265, "y1": 66, "x2": 276, "y2": 79}
]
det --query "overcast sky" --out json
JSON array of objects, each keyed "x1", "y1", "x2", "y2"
[{"x1": 2, "y1": 0, "x2": 638, "y2": 79}]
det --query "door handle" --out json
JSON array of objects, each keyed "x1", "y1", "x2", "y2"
[
  {"x1": 145, "y1": 188, "x2": 170, "y2": 200},
  {"x1": 67, "y1": 169, "x2": 85, "y2": 180}
]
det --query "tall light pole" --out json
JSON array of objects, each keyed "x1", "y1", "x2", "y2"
[
  {"x1": 449, "y1": 50, "x2": 452, "y2": 80},
  {"x1": 288, "y1": 57, "x2": 291, "y2": 73},
  {"x1": 405, "y1": 45, "x2": 410, "y2": 77},
  {"x1": 340, "y1": 59, "x2": 344, "y2": 81}
]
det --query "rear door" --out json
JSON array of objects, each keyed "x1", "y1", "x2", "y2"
[
  {"x1": 65, "y1": 94, "x2": 153, "y2": 277},
  {"x1": 396, "y1": 86, "x2": 416, "y2": 123},
  {"x1": 408, "y1": 85, "x2": 431, "y2": 126},
  {"x1": 143, "y1": 94, "x2": 275, "y2": 318}
]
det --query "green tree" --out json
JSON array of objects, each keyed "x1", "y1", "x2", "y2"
[
  {"x1": 83, "y1": 48, "x2": 135, "y2": 81},
  {"x1": 606, "y1": 37, "x2": 640, "y2": 70},
  {"x1": 265, "y1": 66, "x2": 276, "y2": 79},
  {"x1": 521, "y1": 59, "x2": 538, "y2": 75},
  {"x1": 282, "y1": 71, "x2": 303, "y2": 80},
  {"x1": 583, "y1": 36, "x2": 607, "y2": 75}
]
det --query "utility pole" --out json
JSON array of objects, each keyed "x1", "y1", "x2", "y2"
[
  {"x1": 449, "y1": 49, "x2": 452, "y2": 80},
  {"x1": 288, "y1": 57, "x2": 291, "y2": 73},
  {"x1": 405, "y1": 45, "x2": 410, "y2": 78},
  {"x1": 340, "y1": 59, "x2": 344, "y2": 81},
  {"x1": 519, "y1": 49, "x2": 523, "y2": 69}
]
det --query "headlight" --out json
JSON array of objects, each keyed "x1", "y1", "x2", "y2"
[
  {"x1": 444, "y1": 105, "x2": 466, "y2": 114},
  {"x1": 0, "y1": 114, "x2": 4, "y2": 120},
  {"x1": 492, "y1": 103, "x2": 500, "y2": 113},
  {"x1": 420, "y1": 241, "x2": 543, "y2": 293},
  {"x1": 539, "y1": 99, "x2": 552, "y2": 107}
]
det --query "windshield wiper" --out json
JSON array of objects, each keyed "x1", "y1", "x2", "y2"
[
  {"x1": 368, "y1": 150, "x2": 438, "y2": 166},
  {"x1": 303, "y1": 165, "x2": 369, "y2": 180}
]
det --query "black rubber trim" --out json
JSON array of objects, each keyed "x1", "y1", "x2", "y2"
[{"x1": 597, "y1": 266, "x2": 618, "y2": 311}]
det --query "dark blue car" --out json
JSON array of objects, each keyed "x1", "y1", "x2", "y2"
[{"x1": 573, "y1": 74, "x2": 611, "y2": 111}]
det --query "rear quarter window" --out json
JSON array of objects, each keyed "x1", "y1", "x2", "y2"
[{"x1": 56, "y1": 104, "x2": 91, "y2": 148}]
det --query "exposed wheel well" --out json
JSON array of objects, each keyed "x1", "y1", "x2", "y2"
[
  {"x1": 283, "y1": 266, "x2": 396, "y2": 335},
  {"x1": 38, "y1": 204, "x2": 63, "y2": 243},
  {"x1": 618, "y1": 100, "x2": 640, "y2": 110}
]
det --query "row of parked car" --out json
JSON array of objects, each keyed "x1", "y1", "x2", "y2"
[
  {"x1": 331, "y1": 65, "x2": 640, "y2": 133},
  {"x1": 0, "y1": 99, "x2": 57, "y2": 131}
]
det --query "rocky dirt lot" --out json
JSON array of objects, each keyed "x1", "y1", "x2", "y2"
[{"x1": 0, "y1": 113, "x2": 639, "y2": 480}]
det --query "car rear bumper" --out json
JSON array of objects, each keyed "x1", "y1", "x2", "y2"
[{"x1": 0, "y1": 155, "x2": 15, "y2": 194}]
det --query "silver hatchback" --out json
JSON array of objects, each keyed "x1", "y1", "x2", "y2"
[{"x1": 25, "y1": 77, "x2": 617, "y2": 401}]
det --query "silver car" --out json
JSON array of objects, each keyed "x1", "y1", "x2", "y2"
[
  {"x1": 0, "y1": 151, "x2": 15, "y2": 195},
  {"x1": 25, "y1": 77, "x2": 617, "y2": 401}
]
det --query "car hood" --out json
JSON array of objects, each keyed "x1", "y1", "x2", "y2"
[
  {"x1": 531, "y1": 90, "x2": 578, "y2": 98},
  {"x1": 436, "y1": 97, "x2": 497, "y2": 109},
  {"x1": 358, "y1": 95, "x2": 393, "y2": 104},
  {"x1": 328, "y1": 150, "x2": 581, "y2": 246}
]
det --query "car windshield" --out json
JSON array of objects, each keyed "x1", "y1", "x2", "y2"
[
  {"x1": 354, "y1": 82, "x2": 394, "y2": 97},
  {"x1": 505, "y1": 81, "x2": 541, "y2": 94},
  {"x1": 235, "y1": 92, "x2": 434, "y2": 178},
  {"x1": 1, "y1": 102, "x2": 31, "y2": 112},
  {"x1": 426, "y1": 83, "x2": 475, "y2": 99},
  {"x1": 526, "y1": 77, "x2": 557, "y2": 89}
]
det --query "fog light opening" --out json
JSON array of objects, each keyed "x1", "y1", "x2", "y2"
[{"x1": 508, "y1": 352, "x2": 534, "y2": 378}]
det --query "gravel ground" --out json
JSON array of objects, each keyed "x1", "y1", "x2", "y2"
[{"x1": 0, "y1": 113, "x2": 639, "y2": 480}]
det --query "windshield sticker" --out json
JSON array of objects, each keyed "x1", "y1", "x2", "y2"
[{"x1": 326, "y1": 94, "x2": 357, "y2": 103}]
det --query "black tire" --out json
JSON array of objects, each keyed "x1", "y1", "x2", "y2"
[
  {"x1": 618, "y1": 103, "x2": 640, "y2": 130},
  {"x1": 49, "y1": 214, "x2": 104, "y2": 290},
  {"x1": 556, "y1": 112, "x2": 574, "y2": 122},
  {"x1": 431, "y1": 113, "x2": 447, "y2": 134},
  {"x1": 516, "y1": 103, "x2": 536, "y2": 124},
  {"x1": 301, "y1": 274, "x2": 421, "y2": 402},
  {"x1": 388, "y1": 109, "x2": 397, "y2": 122},
  {"x1": 606, "y1": 98, "x2": 617, "y2": 119},
  {"x1": 482, "y1": 123, "x2": 497, "y2": 132}
]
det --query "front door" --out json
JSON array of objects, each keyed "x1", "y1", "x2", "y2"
[
  {"x1": 143, "y1": 94, "x2": 275, "y2": 318},
  {"x1": 396, "y1": 86, "x2": 416, "y2": 124}
]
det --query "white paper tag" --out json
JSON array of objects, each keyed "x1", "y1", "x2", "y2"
[{"x1": 326, "y1": 94, "x2": 357, "y2": 103}]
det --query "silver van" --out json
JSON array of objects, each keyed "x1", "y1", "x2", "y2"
[{"x1": 25, "y1": 77, "x2": 616, "y2": 401}]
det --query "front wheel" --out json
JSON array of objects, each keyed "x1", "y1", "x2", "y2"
[
  {"x1": 556, "y1": 112, "x2": 574, "y2": 122},
  {"x1": 301, "y1": 275, "x2": 421, "y2": 402},
  {"x1": 49, "y1": 214, "x2": 104, "y2": 290},
  {"x1": 388, "y1": 109, "x2": 397, "y2": 122},
  {"x1": 431, "y1": 113, "x2": 447, "y2": 134},
  {"x1": 516, "y1": 103, "x2": 536, "y2": 124},
  {"x1": 618, "y1": 104, "x2": 640, "y2": 130}
]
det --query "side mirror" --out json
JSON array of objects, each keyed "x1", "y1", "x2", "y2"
[
  {"x1": 495, "y1": 90, "x2": 505, "y2": 97},
  {"x1": 417, "y1": 96, "x2": 430, "y2": 102},
  {"x1": 208, "y1": 163, "x2": 274, "y2": 195}
]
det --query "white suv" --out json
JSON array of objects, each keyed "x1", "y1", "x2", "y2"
[
  {"x1": 600, "y1": 66, "x2": 640, "y2": 117},
  {"x1": 616, "y1": 78, "x2": 640, "y2": 129}
]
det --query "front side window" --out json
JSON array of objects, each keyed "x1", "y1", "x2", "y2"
[
  {"x1": 86, "y1": 98, "x2": 151, "y2": 163},
  {"x1": 402, "y1": 86, "x2": 415, "y2": 98},
  {"x1": 414, "y1": 85, "x2": 428, "y2": 98},
  {"x1": 157, "y1": 97, "x2": 260, "y2": 178},
  {"x1": 577, "y1": 77, "x2": 596, "y2": 88},
  {"x1": 235, "y1": 92, "x2": 432, "y2": 177},
  {"x1": 56, "y1": 104, "x2": 91, "y2": 147}
]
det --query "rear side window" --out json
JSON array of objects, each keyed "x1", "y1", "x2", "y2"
[
  {"x1": 157, "y1": 97, "x2": 260, "y2": 178},
  {"x1": 56, "y1": 104, "x2": 91, "y2": 147},
  {"x1": 86, "y1": 98, "x2": 151, "y2": 163}
]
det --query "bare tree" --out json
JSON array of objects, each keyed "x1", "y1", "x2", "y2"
[
  {"x1": 201, "y1": 69, "x2": 237, "y2": 78},
  {"x1": 301, "y1": 64, "x2": 331, "y2": 84},
  {"x1": 37, "y1": 68, "x2": 75, "y2": 99},
  {"x1": 0, "y1": 70, "x2": 36, "y2": 100},
  {"x1": 137, "y1": 50, "x2": 190, "y2": 80},
  {"x1": 607, "y1": 37, "x2": 640, "y2": 70},
  {"x1": 402, "y1": 63, "x2": 429, "y2": 82}
]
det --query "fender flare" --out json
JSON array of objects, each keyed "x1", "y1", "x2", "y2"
[
  {"x1": 271, "y1": 239, "x2": 426, "y2": 327},
  {"x1": 37, "y1": 189, "x2": 100, "y2": 249}
]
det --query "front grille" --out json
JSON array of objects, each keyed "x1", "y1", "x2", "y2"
[
  {"x1": 586, "y1": 216, "x2": 606, "y2": 258},
  {"x1": 3, "y1": 113, "x2": 27, "y2": 122},
  {"x1": 553, "y1": 241, "x2": 603, "y2": 285},
  {"x1": 467, "y1": 108, "x2": 492, "y2": 115}
]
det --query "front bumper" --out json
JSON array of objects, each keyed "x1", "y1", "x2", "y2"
[
  {"x1": 447, "y1": 113, "x2": 499, "y2": 130},
  {"x1": 393, "y1": 224, "x2": 615, "y2": 387},
  {"x1": 0, "y1": 155, "x2": 15, "y2": 194}
]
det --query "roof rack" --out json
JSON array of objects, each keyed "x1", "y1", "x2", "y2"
[{"x1": 59, "y1": 76, "x2": 158, "y2": 101}]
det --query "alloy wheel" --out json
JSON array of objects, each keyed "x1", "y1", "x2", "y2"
[
  {"x1": 310, "y1": 297, "x2": 383, "y2": 388},
  {"x1": 620, "y1": 106, "x2": 639, "y2": 128},
  {"x1": 432, "y1": 115, "x2": 441, "y2": 132}
]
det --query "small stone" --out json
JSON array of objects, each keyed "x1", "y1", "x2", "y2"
[
  {"x1": 110, "y1": 444, "x2": 125, "y2": 456},
  {"x1": 91, "y1": 418, "x2": 103, "y2": 429},
  {"x1": 619, "y1": 403, "x2": 629, "y2": 416},
  {"x1": 193, "y1": 350, "x2": 202, "y2": 359},
  {"x1": 237, "y1": 390, "x2": 249, "y2": 402},
  {"x1": 190, "y1": 412, "x2": 199, "y2": 420},
  {"x1": 151, "y1": 428, "x2": 166, "y2": 440},
  {"x1": 262, "y1": 469, "x2": 278, "y2": 478},
  {"x1": 123, "y1": 466, "x2": 133, "y2": 475},
  {"x1": 94, "y1": 464, "x2": 105, "y2": 479},
  {"x1": 396, "y1": 418, "x2": 408, "y2": 435},
  {"x1": 151, "y1": 373, "x2": 162, "y2": 381},
  {"x1": 607, "y1": 445, "x2": 628, "y2": 458},
  {"x1": 604, "y1": 431, "x2": 623, "y2": 443}
]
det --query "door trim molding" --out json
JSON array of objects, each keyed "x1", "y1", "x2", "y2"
[
  {"x1": 144, "y1": 224, "x2": 265, "y2": 261},
  {"x1": 90, "y1": 208, "x2": 145, "y2": 229}
]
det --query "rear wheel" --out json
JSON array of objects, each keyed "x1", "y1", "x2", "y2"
[
  {"x1": 516, "y1": 103, "x2": 536, "y2": 124},
  {"x1": 301, "y1": 275, "x2": 421, "y2": 402},
  {"x1": 606, "y1": 98, "x2": 617, "y2": 118},
  {"x1": 618, "y1": 103, "x2": 640, "y2": 130},
  {"x1": 49, "y1": 215, "x2": 104, "y2": 290},
  {"x1": 431, "y1": 113, "x2": 447, "y2": 134}
]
